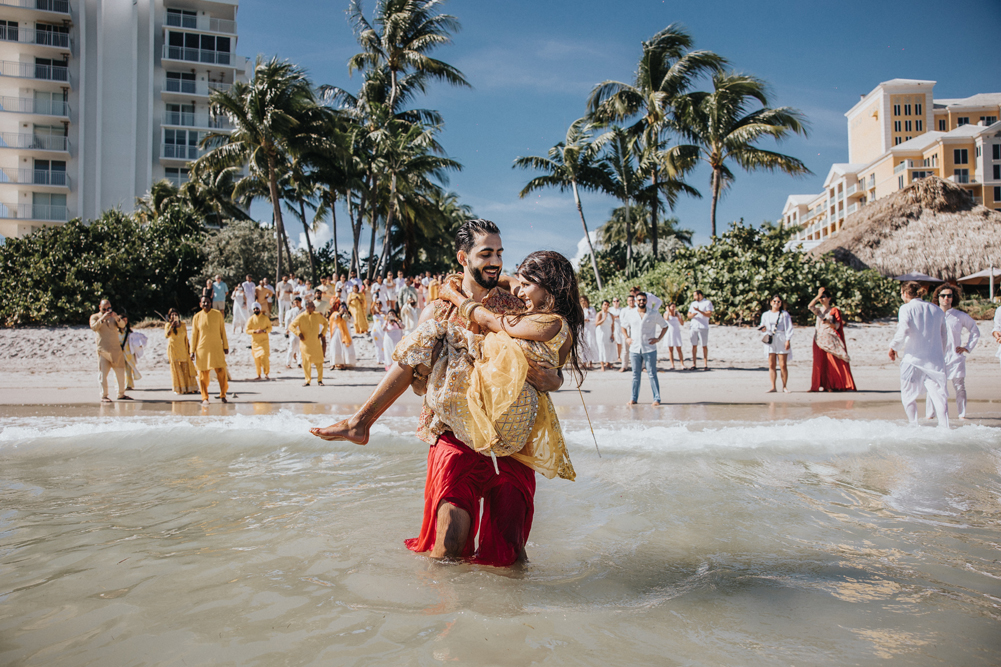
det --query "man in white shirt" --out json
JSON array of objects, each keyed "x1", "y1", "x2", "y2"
[
  {"x1": 241, "y1": 275, "x2": 256, "y2": 309},
  {"x1": 284, "y1": 296, "x2": 304, "y2": 368},
  {"x1": 347, "y1": 270, "x2": 362, "y2": 292},
  {"x1": 396, "y1": 270, "x2": 407, "y2": 292},
  {"x1": 889, "y1": 281, "x2": 949, "y2": 427},
  {"x1": 276, "y1": 274, "x2": 293, "y2": 327},
  {"x1": 687, "y1": 290, "x2": 714, "y2": 370},
  {"x1": 312, "y1": 289, "x2": 330, "y2": 317},
  {"x1": 620, "y1": 293, "x2": 668, "y2": 406}
]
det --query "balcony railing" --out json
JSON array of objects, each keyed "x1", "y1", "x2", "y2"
[
  {"x1": 0, "y1": 202, "x2": 67, "y2": 220},
  {"x1": 163, "y1": 78, "x2": 232, "y2": 97},
  {"x1": 0, "y1": 131, "x2": 68, "y2": 151},
  {"x1": 162, "y1": 44, "x2": 237, "y2": 66},
  {"x1": 0, "y1": 95, "x2": 68, "y2": 116},
  {"x1": 0, "y1": 25, "x2": 71, "y2": 49},
  {"x1": 163, "y1": 110, "x2": 195, "y2": 126},
  {"x1": 0, "y1": 59, "x2": 68, "y2": 81},
  {"x1": 163, "y1": 111, "x2": 231, "y2": 129},
  {"x1": 161, "y1": 142, "x2": 202, "y2": 160},
  {"x1": 846, "y1": 184, "x2": 857, "y2": 196},
  {"x1": 847, "y1": 203, "x2": 858, "y2": 215},
  {"x1": 165, "y1": 12, "x2": 237, "y2": 34},
  {"x1": 894, "y1": 160, "x2": 918, "y2": 174},
  {"x1": 0, "y1": 0, "x2": 69, "y2": 12},
  {"x1": 0, "y1": 167, "x2": 68, "y2": 186},
  {"x1": 949, "y1": 173, "x2": 975, "y2": 185}
]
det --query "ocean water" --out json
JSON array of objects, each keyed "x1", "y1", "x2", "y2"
[{"x1": 1, "y1": 407, "x2": 999, "y2": 666}]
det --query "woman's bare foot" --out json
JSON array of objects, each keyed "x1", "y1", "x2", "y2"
[
  {"x1": 767, "y1": 388, "x2": 776, "y2": 393},
  {"x1": 311, "y1": 418, "x2": 370, "y2": 445}
]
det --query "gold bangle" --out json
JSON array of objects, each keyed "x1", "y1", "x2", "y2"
[{"x1": 459, "y1": 298, "x2": 480, "y2": 321}]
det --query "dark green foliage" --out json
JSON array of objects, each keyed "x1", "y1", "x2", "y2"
[
  {"x1": 192, "y1": 219, "x2": 278, "y2": 292},
  {"x1": 1, "y1": 207, "x2": 205, "y2": 326},
  {"x1": 583, "y1": 221, "x2": 900, "y2": 324}
]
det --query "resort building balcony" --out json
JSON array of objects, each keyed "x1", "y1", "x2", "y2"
[
  {"x1": 162, "y1": 78, "x2": 232, "y2": 99},
  {"x1": 0, "y1": 0, "x2": 70, "y2": 17},
  {"x1": 0, "y1": 166, "x2": 69, "y2": 189},
  {"x1": 162, "y1": 110, "x2": 230, "y2": 130},
  {"x1": 161, "y1": 45, "x2": 246, "y2": 71},
  {"x1": 0, "y1": 24, "x2": 72, "y2": 51},
  {"x1": 0, "y1": 94, "x2": 68, "y2": 118},
  {"x1": 0, "y1": 201, "x2": 67, "y2": 220},
  {"x1": 0, "y1": 131, "x2": 68, "y2": 153},
  {"x1": 948, "y1": 173, "x2": 977, "y2": 185},
  {"x1": 0, "y1": 58, "x2": 69, "y2": 83},
  {"x1": 160, "y1": 142, "x2": 205, "y2": 162},
  {"x1": 165, "y1": 11, "x2": 236, "y2": 35}
]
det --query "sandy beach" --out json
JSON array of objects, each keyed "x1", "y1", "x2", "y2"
[{"x1": 2, "y1": 320, "x2": 999, "y2": 423}]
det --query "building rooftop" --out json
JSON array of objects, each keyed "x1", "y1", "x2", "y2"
[
  {"x1": 879, "y1": 78, "x2": 936, "y2": 88},
  {"x1": 933, "y1": 93, "x2": 1001, "y2": 109}
]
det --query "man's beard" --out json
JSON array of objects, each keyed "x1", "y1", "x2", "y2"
[{"x1": 469, "y1": 265, "x2": 499, "y2": 289}]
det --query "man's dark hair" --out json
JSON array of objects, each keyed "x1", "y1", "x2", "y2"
[{"x1": 455, "y1": 219, "x2": 500, "y2": 254}]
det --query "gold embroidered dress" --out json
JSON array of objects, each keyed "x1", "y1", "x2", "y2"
[{"x1": 394, "y1": 314, "x2": 575, "y2": 481}]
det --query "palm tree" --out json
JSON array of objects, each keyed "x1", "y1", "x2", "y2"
[
  {"x1": 673, "y1": 72, "x2": 811, "y2": 237},
  {"x1": 588, "y1": 24, "x2": 723, "y2": 257},
  {"x1": 601, "y1": 205, "x2": 693, "y2": 247},
  {"x1": 347, "y1": 0, "x2": 470, "y2": 115},
  {"x1": 597, "y1": 128, "x2": 644, "y2": 278},
  {"x1": 514, "y1": 118, "x2": 612, "y2": 289},
  {"x1": 199, "y1": 56, "x2": 325, "y2": 284}
]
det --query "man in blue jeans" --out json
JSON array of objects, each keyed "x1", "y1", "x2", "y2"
[{"x1": 620, "y1": 293, "x2": 668, "y2": 406}]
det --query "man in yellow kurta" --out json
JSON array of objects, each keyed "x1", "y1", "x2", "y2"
[
  {"x1": 347, "y1": 285, "x2": 368, "y2": 335},
  {"x1": 190, "y1": 296, "x2": 229, "y2": 404},
  {"x1": 90, "y1": 299, "x2": 130, "y2": 402},
  {"x1": 428, "y1": 276, "x2": 440, "y2": 302},
  {"x1": 289, "y1": 299, "x2": 327, "y2": 386},
  {"x1": 245, "y1": 302, "x2": 273, "y2": 380}
]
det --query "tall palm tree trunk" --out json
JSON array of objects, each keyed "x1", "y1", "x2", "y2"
[
  {"x1": 349, "y1": 193, "x2": 362, "y2": 275},
  {"x1": 650, "y1": 170, "x2": 659, "y2": 258},
  {"x1": 266, "y1": 154, "x2": 285, "y2": 285},
  {"x1": 367, "y1": 203, "x2": 378, "y2": 280},
  {"x1": 376, "y1": 206, "x2": 396, "y2": 277},
  {"x1": 298, "y1": 199, "x2": 317, "y2": 283},
  {"x1": 625, "y1": 197, "x2": 633, "y2": 278},
  {"x1": 330, "y1": 194, "x2": 340, "y2": 277},
  {"x1": 709, "y1": 168, "x2": 722, "y2": 238},
  {"x1": 281, "y1": 227, "x2": 294, "y2": 276},
  {"x1": 571, "y1": 179, "x2": 602, "y2": 290}
]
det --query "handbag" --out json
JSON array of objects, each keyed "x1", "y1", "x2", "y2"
[{"x1": 761, "y1": 332, "x2": 773, "y2": 345}]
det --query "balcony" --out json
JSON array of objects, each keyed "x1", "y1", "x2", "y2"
[
  {"x1": 0, "y1": 202, "x2": 67, "y2": 220},
  {"x1": 0, "y1": 167, "x2": 69, "y2": 187},
  {"x1": 0, "y1": 25, "x2": 71, "y2": 49},
  {"x1": 0, "y1": 0, "x2": 69, "y2": 13},
  {"x1": 0, "y1": 59, "x2": 69, "y2": 82},
  {"x1": 0, "y1": 95, "x2": 68, "y2": 116},
  {"x1": 847, "y1": 203, "x2": 859, "y2": 215},
  {"x1": 163, "y1": 78, "x2": 232, "y2": 98},
  {"x1": 161, "y1": 142, "x2": 204, "y2": 161},
  {"x1": 949, "y1": 174, "x2": 976, "y2": 185},
  {"x1": 163, "y1": 111, "x2": 231, "y2": 130},
  {"x1": 165, "y1": 12, "x2": 236, "y2": 34},
  {"x1": 162, "y1": 45, "x2": 245, "y2": 69},
  {"x1": 893, "y1": 160, "x2": 916, "y2": 174},
  {"x1": 0, "y1": 131, "x2": 68, "y2": 152}
]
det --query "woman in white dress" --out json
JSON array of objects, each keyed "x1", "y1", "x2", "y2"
[
  {"x1": 609, "y1": 296, "x2": 624, "y2": 371},
  {"x1": 926, "y1": 284, "x2": 980, "y2": 420},
  {"x1": 329, "y1": 303, "x2": 357, "y2": 369},
  {"x1": 594, "y1": 300, "x2": 618, "y2": 370},
  {"x1": 382, "y1": 307, "x2": 404, "y2": 371},
  {"x1": 662, "y1": 302, "x2": 686, "y2": 370},
  {"x1": 579, "y1": 296, "x2": 597, "y2": 370},
  {"x1": 231, "y1": 285, "x2": 249, "y2": 335},
  {"x1": 758, "y1": 295, "x2": 793, "y2": 393},
  {"x1": 370, "y1": 299, "x2": 386, "y2": 366}
]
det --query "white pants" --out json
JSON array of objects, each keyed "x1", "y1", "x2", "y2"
[
  {"x1": 285, "y1": 332, "x2": 299, "y2": 366},
  {"x1": 927, "y1": 377, "x2": 967, "y2": 420},
  {"x1": 901, "y1": 368, "x2": 949, "y2": 428},
  {"x1": 372, "y1": 330, "x2": 385, "y2": 365},
  {"x1": 277, "y1": 300, "x2": 291, "y2": 327}
]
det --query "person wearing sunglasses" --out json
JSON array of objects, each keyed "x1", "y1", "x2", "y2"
[{"x1": 927, "y1": 283, "x2": 979, "y2": 420}]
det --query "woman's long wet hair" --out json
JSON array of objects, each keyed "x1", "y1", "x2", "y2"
[
  {"x1": 118, "y1": 309, "x2": 132, "y2": 348},
  {"x1": 516, "y1": 250, "x2": 586, "y2": 387}
]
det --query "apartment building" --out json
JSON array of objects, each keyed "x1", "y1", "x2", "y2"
[
  {"x1": 781, "y1": 79, "x2": 1001, "y2": 248},
  {"x1": 0, "y1": 0, "x2": 247, "y2": 240}
]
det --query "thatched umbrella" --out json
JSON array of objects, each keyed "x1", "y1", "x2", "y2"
[
  {"x1": 894, "y1": 271, "x2": 943, "y2": 283},
  {"x1": 810, "y1": 176, "x2": 1001, "y2": 280}
]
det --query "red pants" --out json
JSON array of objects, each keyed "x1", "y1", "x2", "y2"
[{"x1": 405, "y1": 432, "x2": 536, "y2": 566}]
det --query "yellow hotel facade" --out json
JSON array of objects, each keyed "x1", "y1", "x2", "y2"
[{"x1": 781, "y1": 79, "x2": 1001, "y2": 248}]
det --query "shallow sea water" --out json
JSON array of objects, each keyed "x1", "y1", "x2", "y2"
[{"x1": 1, "y1": 404, "x2": 1000, "y2": 666}]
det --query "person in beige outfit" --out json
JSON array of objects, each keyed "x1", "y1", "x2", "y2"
[{"x1": 90, "y1": 299, "x2": 131, "y2": 402}]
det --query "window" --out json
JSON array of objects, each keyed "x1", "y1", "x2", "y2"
[
  {"x1": 904, "y1": 104, "x2": 911, "y2": 116},
  {"x1": 165, "y1": 103, "x2": 195, "y2": 126},
  {"x1": 905, "y1": 121, "x2": 912, "y2": 132},
  {"x1": 905, "y1": 136, "x2": 911, "y2": 141},
  {"x1": 994, "y1": 164, "x2": 1000, "y2": 180},
  {"x1": 869, "y1": 174, "x2": 875, "y2": 188},
  {"x1": 982, "y1": 116, "x2": 998, "y2": 125},
  {"x1": 915, "y1": 103, "x2": 922, "y2": 115},
  {"x1": 166, "y1": 8, "x2": 197, "y2": 29},
  {"x1": 912, "y1": 171, "x2": 931, "y2": 180},
  {"x1": 995, "y1": 186, "x2": 1001, "y2": 202},
  {"x1": 953, "y1": 169, "x2": 969, "y2": 184},
  {"x1": 915, "y1": 120, "x2": 923, "y2": 132},
  {"x1": 954, "y1": 149, "x2": 969, "y2": 164},
  {"x1": 0, "y1": 19, "x2": 17, "y2": 42},
  {"x1": 898, "y1": 175, "x2": 904, "y2": 188},
  {"x1": 35, "y1": 23, "x2": 69, "y2": 48},
  {"x1": 977, "y1": 146, "x2": 982, "y2": 158},
  {"x1": 166, "y1": 31, "x2": 231, "y2": 64},
  {"x1": 33, "y1": 159, "x2": 66, "y2": 185},
  {"x1": 938, "y1": 119, "x2": 946, "y2": 131},
  {"x1": 165, "y1": 71, "x2": 196, "y2": 94},
  {"x1": 32, "y1": 124, "x2": 65, "y2": 150},
  {"x1": 894, "y1": 121, "x2": 901, "y2": 132},
  {"x1": 34, "y1": 57, "x2": 69, "y2": 82},
  {"x1": 33, "y1": 90, "x2": 66, "y2": 116},
  {"x1": 164, "y1": 129, "x2": 200, "y2": 159},
  {"x1": 994, "y1": 144, "x2": 1001, "y2": 160},
  {"x1": 957, "y1": 117, "x2": 969, "y2": 126},
  {"x1": 894, "y1": 137, "x2": 902, "y2": 146},
  {"x1": 893, "y1": 104, "x2": 901, "y2": 116},
  {"x1": 165, "y1": 167, "x2": 189, "y2": 187},
  {"x1": 32, "y1": 192, "x2": 66, "y2": 220}
]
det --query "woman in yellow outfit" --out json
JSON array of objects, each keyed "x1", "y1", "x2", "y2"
[
  {"x1": 245, "y1": 302, "x2": 273, "y2": 380},
  {"x1": 347, "y1": 285, "x2": 368, "y2": 335},
  {"x1": 289, "y1": 299, "x2": 328, "y2": 386},
  {"x1": 312, "y1": 250, "x2": 585, "y2": 482},
  {"x1": 164, "y1": 308, "x2": 198, "y2": 394}
]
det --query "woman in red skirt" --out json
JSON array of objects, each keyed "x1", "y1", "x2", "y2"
[{"x1": 808, "y1": 287, "x2": 857, "y2": 392}]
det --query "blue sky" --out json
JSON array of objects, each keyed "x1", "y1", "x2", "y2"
[{"x1": 237, "y1": 0, "x2": 1001, "y2": 266}]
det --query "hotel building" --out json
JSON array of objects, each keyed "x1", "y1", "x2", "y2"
[
  {"x1": 780, "y1": 79, "x2": 1001, "y2": 248},
  {"x1": 0, "y1": 0, "x2": 247, "y2": 240}
]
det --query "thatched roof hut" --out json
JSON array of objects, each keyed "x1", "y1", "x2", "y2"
[{"x1": 809, "y1": 176, "x2": 1001, "y2": 280}]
